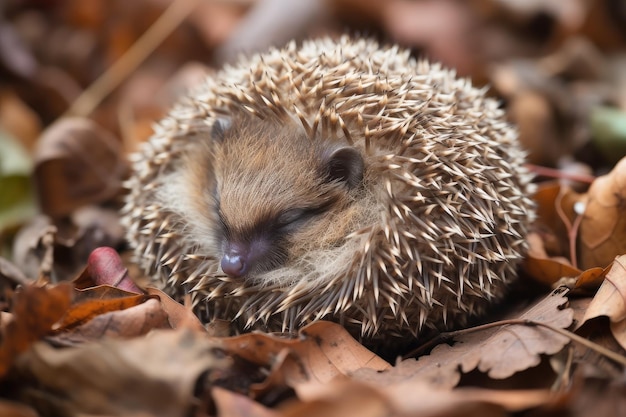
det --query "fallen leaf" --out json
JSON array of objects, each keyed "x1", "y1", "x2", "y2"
[
  {"x1": 51, "y1": 298, "x2": 170, "y2": 345},
  {"x1": 11, "y1": 329, "x2": 229, "y2": 417},
  {"x1": 581, "y1": 254, "x2": 626, "y2": 350},
  {"x1": 440, "y1": 287, "x2": 574, "y2": 379},
  {"x1": 555, "y1": 363, "x2": 626, "y2": 417},
  {"x1": 219, "y1": 321, "x2": 390, "y2": 395},
  {"x1": 358, "y1": 288, "x2": 574, "y2": 387},
  {"x1": 579, "y1": 156, "x2": 626, "y2": 270},
  {"x1": 0, "y1": 399, "x2": 38, "y2": 417},
  {"x1": 531, "y1": 182, "x2": 580, "y2": 261},
  {"x1": 13, "y1": 212, "x2": 126, "y2": 284},
  {"x1": 573, "y1": 265, "x2": 609, "y2": 292},
  {"x1": 33, "y1": 117, "x2": 127, "y2": 218},
  {"x1": 0, "y1": 283, "x2": 72, "y2": 377},
  {"x1": 283, "y1": 377, "x2": 555, "y2": 417},
  {"x1": 524, "y1": 232, "x2": 582, "y2": 285},
  {"x1": 212, "y1": 386, "x2": 280, "y2": 417},
  {"x1": 146, "y1": 287, "x2": 205, "y2": 331},
  {"x1": 0, "y1": 89, "x2": 42, "y2": 151},
  {"x1": 11, "y1": 216, "x2": 56, "y2": 282},
  {"x1": 280, "y1": 379, "x2": 392, "y2": 417},
  {"x1": 58, "y1": 286, "x2": 151, "y2": 329}
]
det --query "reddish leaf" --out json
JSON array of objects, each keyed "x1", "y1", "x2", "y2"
[{"x1": 0, "y1": 283, "x2": 72, "y2": 377}]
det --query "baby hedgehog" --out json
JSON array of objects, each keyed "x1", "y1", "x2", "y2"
[{"x1": 122, "y1": 37, "x2": 535, "y2": 345}]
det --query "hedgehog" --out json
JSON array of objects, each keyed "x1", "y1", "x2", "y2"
[{"x1": 122, "y1": 36, "x2": 535, "y2": 347}]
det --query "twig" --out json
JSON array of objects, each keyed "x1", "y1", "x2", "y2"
[
  {"x1": 63, "y1": 0, "x2": 199, "y2": 118},
  {"x1": 405, "y1": 318, "x2": 626, "y2": 367},
  {"x1": 526, "y1": 164, "x2": 596, "y2": 184},
  {"x1": 554, "y1": 187, "x2": 583, "y2": 269}
]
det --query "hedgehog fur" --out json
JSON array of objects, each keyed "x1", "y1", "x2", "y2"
[{"x1": 122, "y1": 36, "x2": 535, "y2": 345}]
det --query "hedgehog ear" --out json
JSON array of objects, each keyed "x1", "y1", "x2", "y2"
[
  {"x1": 211, "y1": 117, "x2": 232, "y2": 142},
  {"x1": 324, "y1": 147, "x2": 364, "y2": 188}
]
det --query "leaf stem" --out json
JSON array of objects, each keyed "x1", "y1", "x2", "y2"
[
  {"x1": 405, "y1": 318, "x2": 626, "y2": 367},
  {"x1": 63, "y1": 0, "x2": 199, "y2": 118}
]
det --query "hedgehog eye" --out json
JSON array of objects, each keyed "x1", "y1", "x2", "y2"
[
  {"x1": 277, "y1": 208, "x2": 306, "y2": 226},
  {"x1": 275, "y1": 208, "x2": 314, "y2": 232}
]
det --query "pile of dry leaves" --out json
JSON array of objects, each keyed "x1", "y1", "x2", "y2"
[{"x1": 1, "y1": 0, "x2": 626, "y2": 416}]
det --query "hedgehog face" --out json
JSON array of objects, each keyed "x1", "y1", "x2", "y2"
[{"x1": 195, "y1": 115, "x2": 364, "y2": 280}]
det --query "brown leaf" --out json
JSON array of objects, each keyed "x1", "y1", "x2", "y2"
[
  {"x1": 12, "y1": 329, "x2": 228, "y2": 416},
  {"x1": 146, "y1": 287, "x2": 206, "y2": 332},
  {"x1": 448, "y1": 288, "x2": 573, "y2": 379},
  {"x1": 33, "y1": 117, "x2": 127, "y2": 218},
  {"x1": 579, "y1": 156, "x2": 626, "y2": 269},
  {"x1": 283, "y1": 377, "x2": 554, "y2": 417},
  {"x1": 13, "y1": 210, "x2": 126, "y2": 284},
  {"x1": 506, "y1": 89, "x2": 561, "y2": 166},
  {"x1": 573, "y1": 265, "x2": 609, "y2": 292},
  {"x1": 219, "y1": 321, "x2": 390, "y2": 393},
  {"x1": 52, "y1": 298, "x2": 170, "y2": 345},
  {"x1": 524, "y1": 232, "x2": 582, "y2": 285},
  {"x1": 581, "y1": 254, "x2": 626, "y2": 349},
  {"x1": 360, "y1": 288, "x2": 574, "y2": 387},
  {"x1": 0, "y1": 283, "x2": 72, "y2": 377},
  {"x1": 58, "y1": 286, "x2": 151, "y2": 329},
  {"x1": 280, "y1": 379, "x2": 393, "y2": 417},
  {"x1": 0, "y1": 399, "x2": 39, "y2": 417},
  {"x1": 0, "y1": 89, "x2": 42, "y2": 151},
  {"x1": 11, "y1": 216, "x2": 56, "y2": 282},
  {"x1": 212, "y1": 387, "x2": 280, "y2": 417}
]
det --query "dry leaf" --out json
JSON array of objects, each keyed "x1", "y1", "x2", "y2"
[
  {"x1": 573, "y1": 265, "x2": 609, "y2": 292},
  {"x1": 219, "y1": 321, "x2": 390, "y2": 394},
  {"x1": 280, "y1": 380, "x2": 393, "y2": 417},
  {"x1": 579, "y1": 156, "x2": 626, "y2": 269},
  {"x1": 0, "y1": 283, "x2": 72, "y2": 377},
  {"x1": 524, "y1": 232, "x2": 582, "y2": 285},
  {"x1": 51, "y1": 298, "x2": 170, "y2": 345},
  {"x1": 441, "y1": 288, "x2": 573, "y2": 379},
  {"x1": 13, "y1": 213, "x2": 126, "y2": 284},
  {"x1": 0, "y1": 89, "x2": 42, "y2": 151},
  {"x1": 58, "y1": 286, "x2": 151, "y2": 329},
  {"x1": 33, "y1": 117, "x2": 127, "y2": 218},
  {"x1": 146, "y1": 287, "x2": 206, "y2": 331},
  {"x1": 0, "y1": 399, "x2": 38, "y2": 417},
  {"x1": 212, "y1": 387, "x2": 280, "y2": 417},
  {"x1": 581, "y1": 254, "x2": 626, "y2": 349},
  {"x1": 554, "y1": 363, "x2": 626, "y2": 417},
  {"x1": 283, "y1": 377, "x2": 554, "y2": 417},
  {"x1": 11, "y1": 216, "x2": 56, "y2": 282},
  {"x1": 358, "y1": 288, "x2": 574, "y2": 387},
  {"x1": 11, "y1": 329, "x2": 228, "y2": 417},
  {"x1": 531, "y1": 182, "x2": 580, "y2": 260}
]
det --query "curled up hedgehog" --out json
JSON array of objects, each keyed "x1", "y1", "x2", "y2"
[{"x1": 122, "y1": 36, "x2": 535, "y2": 348}]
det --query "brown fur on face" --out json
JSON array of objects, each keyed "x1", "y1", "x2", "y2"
[{"x1": 183, "y1": 114, "x2": 367, "y2": 280}]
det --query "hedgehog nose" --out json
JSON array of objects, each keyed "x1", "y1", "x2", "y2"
[{"x1": 221, "y1": 252, "x2": 248, "y2": 277}]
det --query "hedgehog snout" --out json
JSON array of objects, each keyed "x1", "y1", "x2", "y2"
[
  {"x1": 221, "y1": 253, "x2": 246, "y2": 277},
  {"x1": 220, "y1": 239, "x2": 273, "y2": 278}
]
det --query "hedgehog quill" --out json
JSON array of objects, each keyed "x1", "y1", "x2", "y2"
[{"x1": 122, "y1": 37, "x2": 535, "y2": 347}]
